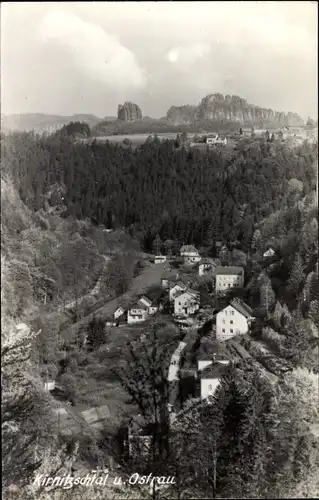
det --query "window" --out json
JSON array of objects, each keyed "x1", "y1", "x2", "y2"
[
  {"x1": 222, "y1": 328, "x2": 225, "y2": 333},
  {"x1": 231, "y1": 311, "x2": 234, "y2": 316},
  {"x1": 230, "y1": 329, "x2": 233, "y2": 333},
  {"x1": 208, "y1": 384, "x2": 212, "y2": 390},
  {"x1": 230, "y1": 320, "x2": 233, "y2": 324}
]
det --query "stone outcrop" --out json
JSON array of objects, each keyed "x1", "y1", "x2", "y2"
[
  {"x1": 117, "y1": 102, "x2": 142, "y2": 122},
  {"x1": 166, "y1": 105, "x2": 197, "y2": 126},
  {"x1": 166, "y1": 93, "x2": 304, "y2": 128}
]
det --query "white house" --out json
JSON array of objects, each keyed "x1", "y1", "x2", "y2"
[
  {"x1": 200, "y1": 363, "x2": 229, "y2": 400},
  {"x1": 154, "y1": 255, "x2": 167, "y2": 264},
  {"x1": 215, "y1": 266, "x2": 244, "y2": 294},
  {"x1": 206, "y1": 135, "x2": 227, "y2": 146},
  {"x1": 216, "y1": 298, "x2": 254, "y2": 342},
  {"x1": 44, "y1": 380, "x2": 55, "y2": 392},
  {"x1": 263, "y1": 248, "x2": 275, "y2": 259},
  {"x1": 168, "y1": 341, "x2": 187, "y2": 381},
  {"x1": 174, "y1": 290, "x2": 200, "y2": 316},
  {"x1": 180, "y1": 245, "x2": 201, "y2": 265},
  {"x1": 169, "y1": 282, "x2": 187, "y2": 302},
  {"x1": 198, "y1": 258, "x2": 216, "y2": 277},
  {"x1": 114, "y1": 307, "x2": 125, "y2": 320},
  {"x1": 127, "y1": 307, "x2": 148, "y2": 324}
]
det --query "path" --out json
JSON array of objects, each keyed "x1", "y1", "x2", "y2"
[
  {"x1": 57, "y1": 256, "x2": 111, "y2": 313},
  {"x1": 62, "y1": 261, "x2": 169, "y2": 341}
]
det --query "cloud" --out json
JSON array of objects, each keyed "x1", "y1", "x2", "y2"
[
  {"x1": 38, "y1": 9, "x2": 147, "y2": 90},
  {"x1": 167, "y1": 43, "x2": 211, "y2": 70}
]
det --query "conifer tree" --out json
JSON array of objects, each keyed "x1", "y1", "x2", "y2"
[{"x1": 287, "y1": 253, "x2": 305, "y2": 296}]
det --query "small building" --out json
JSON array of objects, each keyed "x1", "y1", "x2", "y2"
[
  {"x1": 216, "y1": 298, "x2": 254, "y2": 342},
  {"x1": 198, "y1": 258, "x2": 216, "y2": 277},
  {"x1": 138, "y1": 296, "x2": 158, "y2": 315},
  {"x1": 174, "y1": 290, "x2": 200, "y2": 317},
  {"x1": 154, "y1": 255, "x2": 167, "y2": 264},
  {"x1": 114, "y1": 307, "x2": 125, "y2": 320},
  {"x1": 263, "y1": 247, "x2": 275, "y2": 259},
  {"x1": 44, "y1": 380, "x2": 56, "y2": 392},
  {"x1": 215, "y1": 266, "x2": 244, "y2": 294},
  {"x1": 180, "y1": 245, "x2": 201, "y2": 265},
  {"x1": 169, "y1": 282, "x2": 187, "y2": 302},
  {"x1": 206, "y1": 134, "x2": 227, "y2": 146},
  {"x1": 200, "y1": 363, "x2": 229, "y2": 400},
  {"x1": 127, "y1": 307, "x2": 148, "y2": 324},
  {"x1": 168, "y1": 341, "x2": 187, "y2": 382}
]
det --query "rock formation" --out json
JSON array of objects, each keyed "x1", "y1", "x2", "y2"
[
  {"x1": 117, "y1": 102, "x2": 142, "y2": 122},
  {"x1": 166, "y1": 93, "x2": 304, "y2": 128},
  {"x1": 166, "y1": 105, "x2": 197, "y2": 126}
]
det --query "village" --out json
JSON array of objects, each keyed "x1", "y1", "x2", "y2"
[
  {"x1": 43, "y1": 238, "x2": 282, "y2": 463},
  {"x1": 97, "y1": 242, "x2": 280, "y2": 458}
]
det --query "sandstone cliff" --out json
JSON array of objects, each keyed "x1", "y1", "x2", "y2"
[
  {"x1": 117, "y1": 101, "x2": 142, "y2": 122},
  {"x1": 167, "y1": 93, "x2": 304, "y2": 128}
]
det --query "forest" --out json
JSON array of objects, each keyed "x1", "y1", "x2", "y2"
[{"x1": 1, "y1": 131, "x2": 316, "y2": 253}]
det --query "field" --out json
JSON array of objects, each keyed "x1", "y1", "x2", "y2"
[{"x1": 84, "y1": 133, "x2": 179, "y2": 146}]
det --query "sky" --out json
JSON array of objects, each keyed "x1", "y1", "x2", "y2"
[{"x1": 1, "y1": 1, "x2": 318, "y2": 119}]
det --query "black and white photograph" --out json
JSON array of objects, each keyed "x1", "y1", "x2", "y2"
[{"x1": 1, "y1": 1, "x2": 318, "y2": 499}]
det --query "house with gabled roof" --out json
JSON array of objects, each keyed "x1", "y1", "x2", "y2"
[
  {"x1": 174, "y1": 289, "x2": 200, "y2": 317},
  {"x1": 127, "y1": 295, "x2": 158, "y2": 324},
  {"x1": 216, "y1": 298, "x2": 254, "y2": 342},
  {"x1": 180, "y1": 245, "x2": 201, "y2": 265},
  {"x1": 169, "y1": 282, "x2": 187, "y2": 302},
  {"x1": 215, "y1": 266, "x2": 244, "y2": 294},
  {"x1": 114, "y1": 306, "x2": 125, "y2": 320},
  {"x1": 138, "y1": 295, "x2": 158, "y2": 315},
  {"x1": 200, "y1": 362, "x2": 229, "y2": 400}
]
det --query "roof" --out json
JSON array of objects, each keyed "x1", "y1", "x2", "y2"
[
  {"x1": 180, "y1": 245, "x2": 199, "y2": 254},
  {"x1": 187, "y1": 289, "x2": 200, "y2": 297},
  {"x1": 215, "y1": 266, "x2": 243, "y2": 276},
  {"x1": 227, "y1": 340, "x2": 252, "y2": 359},
  {"x1": 199, "y1": 258, "x2": 216, "y2": 266},
  {"x1": 200, "y1": 362, "x2": 228, "y2": 380},
  {"x1": 198, "y1": 352, "x2": 230, "y2": 362},
  {"x1": 175, "y1": 289, "x2": 200, "y2": 301},
  {"x1": 230, "y1": 298, "x2": 253, "y2": 318},
  {"x1": 139, "y1": 295, "x2": 152, "y2": 307},
  {"x1": 130, "y1": 305, "x2": 147, "y2": 314},
  {"x1": 170, "y1": 281, "x2": 187, "y2": 291}
]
